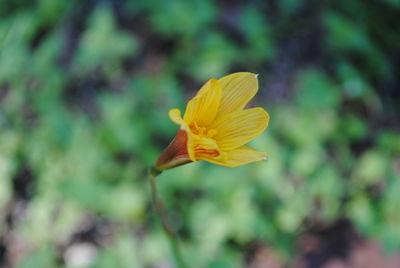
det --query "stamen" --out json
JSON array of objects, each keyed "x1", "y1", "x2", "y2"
[{"x1": 191, "y1": 121, "x2": 207, "y2": 135}]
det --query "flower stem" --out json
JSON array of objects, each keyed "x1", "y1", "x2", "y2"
[{"x1": 148, "y1": 167, "x2": 187, "y2": 268}]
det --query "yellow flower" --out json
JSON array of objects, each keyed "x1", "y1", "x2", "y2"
[{"x1": 155, "y1": 72, "x2": 269, "y2": 170}]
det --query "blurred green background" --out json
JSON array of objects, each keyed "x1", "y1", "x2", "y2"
[{"x1": 1, "y1": 0, "x2": 400, "y2": 267}]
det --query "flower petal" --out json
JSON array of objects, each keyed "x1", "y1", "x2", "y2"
[
  {"x1": 216, "y1": 72, "x2": 258, "y2": 118},
  {"x1": 169, "y1": 109, "x2": 186, "y2": 126},
  {"x1": 183, "y1": 78, "x2": 222, "y2": 127},
  {"x1": 199, "y1": 145, "x2": 267, "y2": 167},
  {"x1": 155, "y1": 129, "x2": 192, "y2": 171},
  {"x1": 169, "y1": 109, "x2": 197, "y2": 161},
  {"x1": 210, "y1": 107, "x2": 269, "y2": 151}
]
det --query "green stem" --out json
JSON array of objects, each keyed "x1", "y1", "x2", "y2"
[{"x1": 148, "y1": 167, "x2": 187, "y2": 268}]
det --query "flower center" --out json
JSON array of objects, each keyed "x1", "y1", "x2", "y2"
[
  {"x1": 190, "y1": 122, "x2": 221, "y2": 158},
  {"x1": 190, "y1": 122, "x2": 217, "y2": 138}
]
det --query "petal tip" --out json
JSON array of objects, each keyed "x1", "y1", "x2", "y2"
[{"x1": 169, "y1": 108, "x2": 183, "y2": 124}]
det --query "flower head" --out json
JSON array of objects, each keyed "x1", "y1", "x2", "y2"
[{"x1": 155, "y1": 72, "x2": 269, "y2": 171}]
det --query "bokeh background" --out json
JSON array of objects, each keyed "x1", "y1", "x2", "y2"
[{"x1": 1, "y1": 0, "x2": 400, "y2": 267}]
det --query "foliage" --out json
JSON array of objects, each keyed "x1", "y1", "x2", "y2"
[{"x1": 0, "y1": 0, "x2": 399, "y2": 267}]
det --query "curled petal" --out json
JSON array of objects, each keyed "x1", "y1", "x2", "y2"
[
  {"x1": 169, "y1": 109, "x2": 186, "y2": 127},
  {"x1": 192, "y1": 135, "x2": 221, "y2": 160}
]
